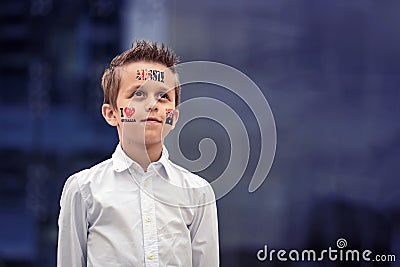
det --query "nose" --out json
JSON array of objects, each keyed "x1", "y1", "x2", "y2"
[{"x1": 145, "y1": 97, "x2": 159, "y2": 112}]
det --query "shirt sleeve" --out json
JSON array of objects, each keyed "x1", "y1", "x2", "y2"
[
  {"x1": 189, "y1": 183, "x2": 220, "y2": 267},
  {"x1": 57, "y1": 175, "x2": 88, "y2": 267}
]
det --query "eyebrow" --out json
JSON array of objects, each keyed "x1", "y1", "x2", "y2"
[
  {"x1": 158, "y1": 83, "x2": 177, "y2": 93},
  {"x1": 125, "y1": 84, "x2": 141, "y2": 94},
  {"x1": 144, "y1": 84, "x2": 173, "y2": 92},
  {"x1": 158, "y1": 86, "x2": 173, "y2": 93}
]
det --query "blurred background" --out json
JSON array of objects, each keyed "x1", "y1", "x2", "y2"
[{"x1": 1, "y1": 0, "x2": 399, "y2": 266}]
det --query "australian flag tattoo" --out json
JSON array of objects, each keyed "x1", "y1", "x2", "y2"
[{"x1": 165, "y1": 109, "x2": 174, "y2": 125}]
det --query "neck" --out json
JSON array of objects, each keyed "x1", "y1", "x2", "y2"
[{"x1": 121, "y1": 141, "x2": 163, "y2": 172}]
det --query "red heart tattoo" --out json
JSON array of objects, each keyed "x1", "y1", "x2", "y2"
[{"x1": 124, "y1": 107, "x2": 135, "y2": 118}]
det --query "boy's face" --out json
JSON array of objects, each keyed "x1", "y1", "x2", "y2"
[{"x1": 103, "y1": 60, "x2": 179, "y2": 148}]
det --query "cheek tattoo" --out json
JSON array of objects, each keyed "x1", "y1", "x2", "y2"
[
  {"x1": 120, "y1": 107, "x2": 136, "y2": 118},
  {"x1": 165, "y1": 108, "x2": 174, "y2": 125},
  {"x1": 120, "y1": 107, "x2": 136, "y2": 122}
]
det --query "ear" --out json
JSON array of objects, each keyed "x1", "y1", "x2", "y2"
[
  {"x1": 171, "y1": 109, "x2": 179, "y2": 129},
  {"x1": 102, "y1": 104, "x2": 118, "y2": 126}
]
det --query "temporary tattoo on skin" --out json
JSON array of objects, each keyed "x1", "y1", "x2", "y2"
[
  {"x1": 136, "y1": 69, "x2": 165, "y2": 83},
  {"x1": 120, "y1": 107, "x2": 136, "y2": 122},
  {"x1": 165, "y1": 108, "x2": 174, "y2": 125}
]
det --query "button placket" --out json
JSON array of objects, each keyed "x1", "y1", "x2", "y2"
[{"x1": 140, "y1": 173, "x2": 159, "y2": 267}]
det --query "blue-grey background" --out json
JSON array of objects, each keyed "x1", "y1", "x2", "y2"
[{"x1": 1, "y1": 0, "x2": 399, "y2": 266}]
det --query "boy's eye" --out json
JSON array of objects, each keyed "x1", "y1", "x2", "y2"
[
  {"x1": 158, "y1": 92, "x2": 168, "y2": 99},
  {"x1": 132, "y1": 90, "x2": 144, "y2": 97}
]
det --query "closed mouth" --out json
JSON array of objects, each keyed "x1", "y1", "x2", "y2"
[{"x1": 141, "y1": 117, "x2": 162, "y2": 123}]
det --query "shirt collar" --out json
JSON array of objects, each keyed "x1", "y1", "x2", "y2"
[{"x1": 112, "y1": 143, "x2": 171, "y2": 180}]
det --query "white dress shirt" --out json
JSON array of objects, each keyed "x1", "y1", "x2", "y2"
[{"x1": 57, "y1": 144, "x2": 219, "y2": 267}]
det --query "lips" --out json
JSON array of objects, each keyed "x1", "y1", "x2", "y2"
[{"x1": 141, "y1": 117, "x2": 162, "y2": 123}]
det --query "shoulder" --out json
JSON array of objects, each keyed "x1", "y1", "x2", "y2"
[
  {"x1": 168, "y1": 161, "x2": 211, "y2": 188},
  {"x1": 167, "y1": 161, "x2": 216, "y2": 205},
  {"x1": 60, "y1": 158, "x2": 112, "y2": 201},
  {"x1": 68, "y1": 158, "x2": 113, "y2": 185}
]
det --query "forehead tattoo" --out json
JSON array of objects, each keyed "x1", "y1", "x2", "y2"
[{"x1": 136, "y1": 69, "x2": 165, "y2": 83}]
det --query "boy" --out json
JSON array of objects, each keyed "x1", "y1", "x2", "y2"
[{"x1": 57, "y1": 40, "x2": 219, "y2": 267}]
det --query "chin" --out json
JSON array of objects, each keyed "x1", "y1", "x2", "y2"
[{"x1": 144, "y1": 135, "x2": 163, "y2": 146}]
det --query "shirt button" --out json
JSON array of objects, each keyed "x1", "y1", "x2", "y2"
[
  {"x1": 148, "y1": 253, "x2": 155, "y2": 260},
  {"x1": 143, "y1": 180, "x2": 148, "y2": 187},
  {"x1": 145, "y1": 216, "x2": 152, "y2": 222}
]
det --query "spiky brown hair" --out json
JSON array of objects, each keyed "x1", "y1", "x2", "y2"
[{"x1": 101, "y1": 40, "x2": 180, "y2": 109}]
